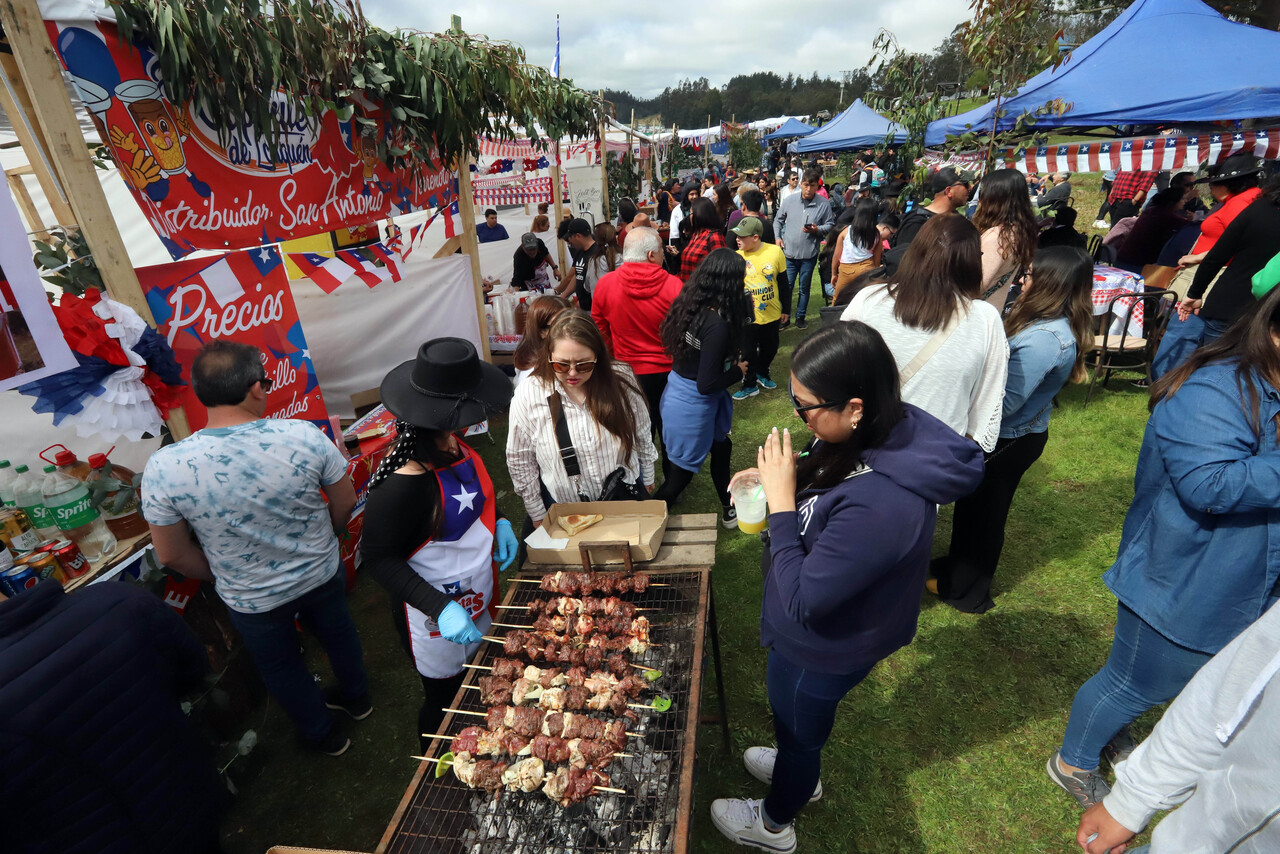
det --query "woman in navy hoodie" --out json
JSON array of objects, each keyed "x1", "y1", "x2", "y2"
[{"x1": 710, "y1": 321, "x2": 985, "y2": 853}]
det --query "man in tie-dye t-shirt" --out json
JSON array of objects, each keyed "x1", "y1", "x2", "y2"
[{"x1": 142, "y1": 341, "x2": 369, "y2": 756}]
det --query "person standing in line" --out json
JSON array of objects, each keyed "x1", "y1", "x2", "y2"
[
  {"x1": 710, "y1": 322, "x2": 984, "y2": 854},
  {"x1": 712, "y1": 183, "x2": 736, "y2": 232},
  {"x1": 1152, "y1": 155, "x2": 1266, "y2": 380},
  {"x1": 556, "y1": 218, "x2": 610, "y2": 311},
  {"x1": 512, "y1": 296, "x2": 571, "y2": 388},
  {"x1": 0, "y1": 581, "x2": 223, "y2": 854},
  {"x1": 1048, "y1": 285, "x2": 1280, "y2": 809},
  {"x1": 142, "y1": 341, "x2": 368, "y2": 756},
  {"x1": 507, "y1": 311, "x2": 658, "y2": 526},
  {"x1": 929, "y1": 247, "x2": 1094, "y2": 613},
  {"x1": 971, "y1": 168, "x2": 1041, "y2": 309},
  {"x1": 591, "y1": 227, "x2": 682, "y2": 470},
  {"x1": 1092, "y1": 169, "x2": 1117, "y2": 228},
  {"x1": 679, "y1": 197, "x2": 729, "y2": 282},
  {"x1": 733, "y1": 217, "x2": 790, "y2": 400},
  {"x1": 360, "y1": 339, "x2": 517, "y2": 748},
  {"x1": 882, "y1": 167, "x2": 973, "y2": 278},
  {"x1": 1076, "y1": 601, "x2": 1280, "y2": 854},
  {"x1": 778, "y1": 171, "x2": 800, "y2": 205},
  {"x1": 831, "y1": 199, "x2": 884, "y2": 302},
  {"x1": 475, "y1": 209, "x2": 510, "y2": 243},
  {"x1": 775, "y1": 168, "x2": 835, "y2": 330},
  {"x1": 841, "y1": 214, "x2": 1009, "y2": 453},
  {"x1": 653, "y1": 249, "x2": 750, "y2": 522},
  {"x1": 727, "y1": 189, "x2": 776, "y2": 249}
]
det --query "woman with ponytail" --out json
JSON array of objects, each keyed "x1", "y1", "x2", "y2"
[{"x1": 360, "y1": 338, "x2": 516, "y2": 747}]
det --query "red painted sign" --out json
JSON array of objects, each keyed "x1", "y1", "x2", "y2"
[
  {"x1": 47, "y1": 21, "x2": 455, "y2": 259},
  {"x1": 136, "y1": 246, "x2": 331, "y2": 434}
]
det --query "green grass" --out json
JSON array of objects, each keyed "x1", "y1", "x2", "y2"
[{"x1": 218, "y1": 292, "x2": 1160, "y2": 852}]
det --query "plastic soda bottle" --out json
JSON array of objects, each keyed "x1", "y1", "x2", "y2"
[
  {"x1": 0, "y1": 460, "x2": 16, "y2": 506},
  {"x1": 13, "y1": 465, "x2": 60, "y2": 540},
  {"x1": 41, "y1": 464, "x2": 117, "y2": 565}
]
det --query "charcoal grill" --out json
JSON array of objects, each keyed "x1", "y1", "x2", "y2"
[{"x1": 378, "y1": 569, "x2": 711, "y2": 854}]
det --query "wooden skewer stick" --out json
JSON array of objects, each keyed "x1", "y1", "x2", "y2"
[
  {"x1": 419, "y1": 733, "x2": 634, "y2": 757},
  {"x1": 495, "y1": 603, "x2": 659, "y2": 611},
  {"x1": 491, "y1": 622, "x2": 533, "y2": 629},
  {"x1": 463, "y1": 663, "x2": 492, "y2": 670},
  {"x1": 440, "y1": 710, "x2": 643, "y2": 738},
  {"x1": 482, "y1": 633, "x2": 661, "y2": 648},
  {"x1": 512, "y1": 577, "x2": 669, "y2": 587}
]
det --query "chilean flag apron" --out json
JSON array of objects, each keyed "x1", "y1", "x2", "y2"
[{"x1": 404, "y1": 440, "x2": 498, "y2": 678}]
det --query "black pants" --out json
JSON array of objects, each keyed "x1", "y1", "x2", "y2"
[
  {"x1": 636, "y1": 370, "x2": 670, "y2": 477},
  {"x1": 419, "y1": 672, "x2": 465, "y2": 752},
  {"x1": 933, "y1": 430, "x2": 1049, "y2": 613},
  {"x1": 1110, "y1": 199, "x2": 1138, "y2": 225},
  {"x1": 652, "y1": 437, "x2": 732, "y2": 508},
  {"x1": 1096, "y1": 178, "x2": 1113, "y2": 220},
  {"x1": 742, "y1": 320, "x2": 780, "y2": 389}
]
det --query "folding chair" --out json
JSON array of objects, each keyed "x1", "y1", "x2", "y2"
[
  {"x1": 1086, "y1": 233, "x2": 1102, "y2": 260},
  {"x1": 1083, "y1": 289, "x2": 1177, "y2": 405}
]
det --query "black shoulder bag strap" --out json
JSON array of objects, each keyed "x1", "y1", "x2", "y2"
[{"x1": 547, "y1": 393, "x2": 581, "y2": 479}]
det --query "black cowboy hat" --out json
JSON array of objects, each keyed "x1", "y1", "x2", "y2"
[
  {"x1": 380, "y1": 338, "x2": 512, "y2": 431},
  {"x1": 1196, "y1": 153, "x2": 1264, "y2": 185}
]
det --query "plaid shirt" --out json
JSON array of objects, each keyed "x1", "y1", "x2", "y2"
[
  {"x1": 679, "y1": 228, "x2": 727, "y2": 282},
  {"x1": 1108, "y1": 171, "x2": 1157, "y2": 205}
]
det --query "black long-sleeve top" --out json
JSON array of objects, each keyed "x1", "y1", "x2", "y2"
[
  {"x1": 361, "y1": 471, "x2": 504, "y2": 619},
  {"x1": 671, "y1": 309, "x2": 742, "y2": 394},
  {"x1": 1189, "y1": 199, "x2": 1280, "y2": 324}
]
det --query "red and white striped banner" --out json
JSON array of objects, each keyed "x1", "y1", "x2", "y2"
[
  {"x1": 473, "y1": 174, "x2": 570, "y2": 207},
  {"x1": 1002, "y1": 128, "x2": 1280, "y2": 175}
]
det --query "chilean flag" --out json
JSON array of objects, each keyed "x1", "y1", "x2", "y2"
[
  {"x1": 292, "y1": 252, "x2": 350, "y2": 294},
  {"x1": 368, "y1": 242, "x2": 402, "y2": 282},
  {"x1": 338, "y1": 249, "x2": 389, "y2": 288}
]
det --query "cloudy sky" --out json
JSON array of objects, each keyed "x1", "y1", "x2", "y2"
[{"x1": 360, "y1": 1, "x2": 973, "y2": 98}]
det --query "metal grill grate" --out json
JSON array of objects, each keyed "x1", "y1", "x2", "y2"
[{"x1": 382, "y1": 570, "x2": 708, "y2": 854}]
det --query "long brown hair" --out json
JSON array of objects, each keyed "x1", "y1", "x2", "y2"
[
  {"x1": 1003, "y1": 246, "x2": 1094, "y2": 382},
  {"x1": 888, "y1": 214, "x2": 981, "y2": 332},
  {"x1": 513, "y1": 295, "x2": 571, "y2": 371},
  {"x1": 593, "y1": 223, "x2": 620, "y2": 271},
  {"x1": 533, "y1": 311, "x2": 644, "y2": 461},
  {"x1": 972, "y1": 168, "x2": 1039, "y2": 274},
  {"x1": 1151, "y1": 284, "x2": 1280, "y2": 442}
]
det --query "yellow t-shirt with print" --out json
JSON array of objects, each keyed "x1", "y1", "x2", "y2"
[{"x1": 738, "y1": 243, "x2": 787, "y2": 325}]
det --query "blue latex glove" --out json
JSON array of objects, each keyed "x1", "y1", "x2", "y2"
[
  {"x1": 436, "y1": 601, "x2": 482, "y2": 645},
  {"x1": 493, "y1": 518, "x2": 519, "y2": 571}
]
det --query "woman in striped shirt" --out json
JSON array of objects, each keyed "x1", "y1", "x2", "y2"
[{"x1": 506, "y1": 311, "x2": 658, "y2": 527}]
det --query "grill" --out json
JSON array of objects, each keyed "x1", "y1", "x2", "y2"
[{"x1": 380, "y1": 570, "x2": 710, "y2": 854}]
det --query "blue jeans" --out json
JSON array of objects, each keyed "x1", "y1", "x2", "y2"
[
  {"x1": 227, "y1": 565, "x2": 369, "y2": 743},
  {"x1": 763, "y1": 648, "x2": 873, "y2": 825},
  {"x1": 1059, "y1": 603, "x2": 1211, "y2": 770},
  {"x1": 786, "y1": 256, "x2": 818, "y2": 320},
  {"x1": 1150, "y1": 313, "x2": 1231, "y2": 382}
]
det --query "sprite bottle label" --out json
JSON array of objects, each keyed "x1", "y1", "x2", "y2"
[
  {"x1": 48, "y1": 492, "x2": 100, "y2": 531},
  {"x1": 20, "y1": 501, "x2": 55, "y2": 530}
]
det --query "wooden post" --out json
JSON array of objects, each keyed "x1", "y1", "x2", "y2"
[
  {"x1": 454, "y1": 156, "x2": 492, "y2": 362},
  {"x1": 0, "y1": 53, "x2": 74, "y2": 226},
  {"x1": 0, "y1": 0, "x2": 191, "y2": 439},
  {"x1": 598, "y1": 91, "x2": 609, "y2": 224},
  {"x1": 550, "y1": 141, "x2": 567, "y2": 272}
]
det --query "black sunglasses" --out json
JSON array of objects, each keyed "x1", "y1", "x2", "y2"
[
  {"x1": 788, "y1": 382, "x2": 845, "y2": 424},
  {"x1": 249, "y1": 375, "x2": 273, "y2": 392}
]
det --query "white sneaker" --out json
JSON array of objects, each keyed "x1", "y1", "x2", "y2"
[
  {"x1": 1092, "y1": 219, "x2": 1109, "y2": 229},
  {"x1": 743, "y1": 746, "x2": 823, "y2": 802},
  {"x1": 710, "y1": 797, "x2": 797, "y2": 853}
]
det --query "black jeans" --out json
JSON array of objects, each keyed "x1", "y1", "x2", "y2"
[
  {"x1": 933, "y1": 430, "x2": 1049, "y2": 613},
  {"x1": 652, "y1": 437, "x2": 732, "y2": 508},
  {"x1": 1096, "y1": 178, "x2": 1113, "y2": 220},
  {"x1": 419, "y1": 672, "x2": 466, "y2": 752},
  {"x1": 636, "y1": 370, "x2": 670, "y2": 477},
  {"x1": 742, "y1": 320, "x2": 780, "y2": 389}
]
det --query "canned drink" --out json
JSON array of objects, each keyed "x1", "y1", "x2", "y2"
[
  {"x1": 0, "y1": 508, "x2": 40, "y2": 554},
  {"x1": 33, "y1": 540, "x2": 60, "y2": 554},
  {"x1": 1, "y1": 563, "x2": 40, "y2": 595},
  {"x1": 53, "y1": 540, "x2": 88, "y2": 578},
  {"x1": 19, "y1": 551, "x2": 65, "y2": 584}
]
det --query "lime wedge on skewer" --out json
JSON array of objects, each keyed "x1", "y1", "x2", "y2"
[
  {"x1": 435, "y1": 751, "x2": 454, "y2": 778},
  {"x1": 643, "y1": 669, "x2": 662, "y2": 682}
]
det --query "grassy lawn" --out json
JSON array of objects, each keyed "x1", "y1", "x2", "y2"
[{"x1": 219, "y1": 298, "x2": 1157, "y2": 853}]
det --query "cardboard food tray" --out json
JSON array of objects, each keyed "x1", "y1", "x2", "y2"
[{"x1": 525, "y1": 500, "x2": 668, "y2": 565}]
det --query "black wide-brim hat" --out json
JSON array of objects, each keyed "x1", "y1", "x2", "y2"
[
  {"x1": 1196, "y1": 153, "x2": 1264, "y2": 185},
  {"x1": 380, "y1": 338, "x2": 513, "y2": 431}
]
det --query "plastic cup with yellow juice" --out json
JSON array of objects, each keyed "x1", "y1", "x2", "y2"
[{"x1": 731, "y1": 476, "x2": 768, "y2": 534}]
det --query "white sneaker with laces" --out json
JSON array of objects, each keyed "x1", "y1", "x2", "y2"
[
  {"x1": 743, "y1": 746, "x2": 823, "y2": 802},
  {"x1": 710, "y1": 797, "x2": 797, "y2": 853},
  {"x1": 1092, "y1": 219, "x2": 1109, "y2": 229}
]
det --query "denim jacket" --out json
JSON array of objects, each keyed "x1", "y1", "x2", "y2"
[
  {"x1": 999, "y1": 317, "x2": 1077, "y2": 439},
  {"x1": 1104, "y1": 361, "x2": 1280, "y2": 653}
]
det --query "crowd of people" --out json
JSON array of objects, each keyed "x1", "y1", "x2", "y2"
[{"x1": 9, "y1": 145, "x2": 1280, "y2": 854}]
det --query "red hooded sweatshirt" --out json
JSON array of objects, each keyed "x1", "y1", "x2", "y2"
[{"x1": 590, "y1": 261, "x2": 682, "y2": 375}]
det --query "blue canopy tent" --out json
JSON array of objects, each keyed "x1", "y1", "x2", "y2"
[
  {"x1": 794, "y1": 100, "x2": 907, "y2": 153},
  {"x1": 926, "y1": 0, "x2": 1280, "y2": 146},
  {"x1": 762, "y1": 118, "x2": 816, "y2": 142}
]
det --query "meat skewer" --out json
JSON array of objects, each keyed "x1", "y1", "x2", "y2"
[
  {"x1": 512, "y1": 571, "x2": 667, "y2": 594},
  {"x1": 468, "y1": 672, "x2": 651, "y2": 715},
  {"x1": 496, "y1": 596, "x2": 657, "y2": 617},
  {"x1": 494, "y1": 614, "x2": 653, "y2": 637},
  {"x1": 486, "y1": 627, "x2": 654, "y2": 656},
  {"x1": 462, "y1": 656, "x2": 638, "y2": 681},
  {"x1": 434, "y1": 725, "x2": 632, "y2": 767},
  {"x1": 440, "y1": 706, "x2": 644, "y2": 741},
  {"x1": 411, "y1": 753, "x2": 625, "y2": 803},
  {"x1": 422, "y1": 729, "x2": 635, "y2": 760}
]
